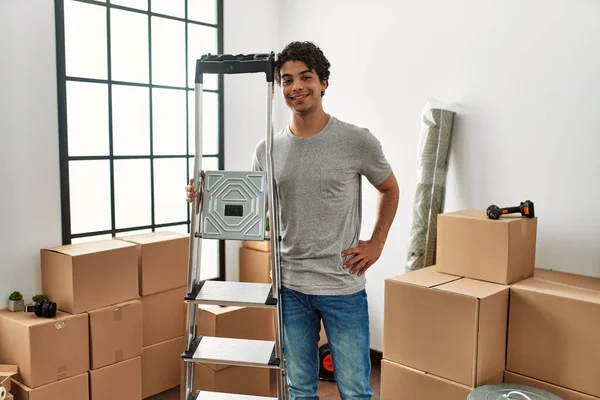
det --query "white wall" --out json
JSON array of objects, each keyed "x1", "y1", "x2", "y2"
[
  {"x1": 222, "y1": 0, "x2": 282, "y2": 280},
  {"x1": 277, "y1": 0, "x2": 600, "y2": 351},
  {"x1": 0, "y1": 1, "x2": 62, "y2": 303}
]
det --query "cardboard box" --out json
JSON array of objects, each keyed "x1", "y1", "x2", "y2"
[
  {"x1": 88, "y1": 300, "x2": 142, "y2": 370},
  {"x1": 239, "y1": 247, "x2": 271, "y2": 283},
  {"x1": 41, "y1": 240, "x2": 139, "y2": 314},
  {"x1": 142, "y1": 286, "x2": 186, "y2": 347},
  {"x1": 507, "y1": 271, "x2": 600, "y2": 397},
  {"x1": 142, "y1": 336, "x2": 183, "y2": 398},
  {"x1": 0, "y1": 310, "x2": 89, "y2": 388},
  {"x1": 244, "y1": 231, "x2": 271, "y2": 252},
  {"x1": 504, "y1": 371, "x2": 600, "y2": 400},
  {"x1": 1, "y1": 365, "x2": 18, "y2": 393},
  {"x1": 193, "y1": 362, "x2": 271, "y2": 397},
  {"x1": 381, "y1": 359, "x2": 474, "y2": 400},
  {"x1": 384, "y1": 266, "x2": 509, "y2": 387},
  {"x1": 197, "y1": 305, "x2": 275, "y2": 371},
  {"x1": 10, "y1": 372, "x2": 88, "y2": 400},
  {"x1": 89, "y1": 357, "x2": 142, "y2": 400},
  {"x1": 436, "y1": 210, "x2": 537, "y2": 284},
  {"x1": 117, "y1": 232, "x2": 188, "y2": 296}
]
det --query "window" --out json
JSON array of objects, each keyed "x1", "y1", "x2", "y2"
[{"x1": 54, "y1": 0, "x2": 224, "y2": 280}]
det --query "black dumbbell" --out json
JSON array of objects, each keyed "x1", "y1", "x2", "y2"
[{"x1": 25, "y1": 299, "x2": 57, "y2": 318}]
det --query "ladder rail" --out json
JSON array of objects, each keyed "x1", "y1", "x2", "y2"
[
  {"x1": 183, "y1": 52, "x2": 287, "y2": 400},
  {"x1": 265, "y1": 81, "x2": 286, "y2": 400}
]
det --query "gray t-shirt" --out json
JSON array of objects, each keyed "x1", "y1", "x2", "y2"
[{"x1": 252, "y1": 115, "x2": 391, "y2": 295}]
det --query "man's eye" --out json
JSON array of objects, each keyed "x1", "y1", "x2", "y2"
[{"x1": 302, "y1": 76, "x2": 311, "y2": 80}]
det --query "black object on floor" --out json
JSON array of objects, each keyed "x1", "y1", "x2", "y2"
[{"x1": 318, "y1": 343, "x2": 335, "y2": 381}]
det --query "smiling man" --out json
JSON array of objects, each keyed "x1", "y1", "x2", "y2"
[{"x1": 251, "y1": 41, "x2": 400, "y2": 400}]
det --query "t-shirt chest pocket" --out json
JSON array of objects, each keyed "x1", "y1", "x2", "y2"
[{"x1": 320, "y1": 167, "x2": 357, "y2": 199}]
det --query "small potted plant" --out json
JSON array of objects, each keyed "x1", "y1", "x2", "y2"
[
  {"x1": 8, "y1": 291, "x2": 24, "y2": 312},
  {"x1": 32, "y1": 294, "x2": 47, "y2": 303}
]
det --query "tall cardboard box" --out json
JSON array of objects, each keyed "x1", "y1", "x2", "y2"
[
  {"x1": 381, "y1": 360, "x2": 473, "y2": 400},
  {"x1": 504, "y1": 371, "x2": 600, "y2": 400},
  {"x1": 41, "y1": 240, "x2": 139, "y2": 314},
  {"x1": 142, "y1": 286, "x2": 186, "y2": 347},
  {"x1": 9, "y1": 372, "x2": 89, "y2": 400},
  {"x1": 117, "y1": 232, "x2": 188, "y2": 296},
  {"x1": 142, "y1": 336, "x2": 183, "y2": 398},
  {"x1": 384, "y1": 267, "x2": 508, "y2": 387},
  {"x1": 239, "y1": 247, "x2": 271, "y2": 283},
  {"x1": 197, "y1": 305, "x2": 275, "y2": 371},
  {"x1": 0, "y1": 310, "x2": 89, "y2": 388},
  {"x1": 193, "y1": 362, "x2": 271, "y2": 397},
  {"x1": 88, "y1": 300, "x2": 142, "y2": 369},
  {"x1": 436, "y1": 210, "x2": 537, "y2": 284},
  {"x1": 89, "y1": 357, "x2": 142, "y2": 400},
  {"x1": 507, "y1": 270, "x2": 600, "y2": 397},
  {"x1": 244, "y1": 233, "x2": 271, "y2": 252}
]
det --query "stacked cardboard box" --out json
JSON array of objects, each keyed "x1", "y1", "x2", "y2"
[
  {"x1": 383, "y1": 209, "x2": 600, "y2": 400},
  {"x1": 505, "y1": 268, "x2": 600, "y2": 400},
  {"x1": 0, "y1": 239, "x2": 140, "y2": 399},
  {"x1": 192, "y1": 305, "x2": 275, "y2": 396},
  {"x1": 240, "y1": 234, "x2": 271, "y2": 284},
  {"x1": 116, "y1": 232, "x2": 188, "y2": 399}
]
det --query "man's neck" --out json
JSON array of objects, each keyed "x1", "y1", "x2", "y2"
[{"x1": 289, "y1": 110, "x2": 330, "y2": 138}]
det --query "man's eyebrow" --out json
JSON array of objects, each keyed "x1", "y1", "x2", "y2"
[{"x1": 281, "y1": 70, "x2": 313, "y2": 78}]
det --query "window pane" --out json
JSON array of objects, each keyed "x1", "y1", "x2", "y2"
[
  {"x1": 112, "y1": 85, "x2": 150, "y2": 156},
  {"x1": 111, "y1": 0, "x2": 147, "y2": 11},
  {"x1": 152, "y1": 88, "x2": 186, "y2": 155},
  {"x1": 151, "y1": 0, "x2": 184, "y2": 18},
  {"x1": 114, "y1": 159, "x2": 151, "y2": 229},
  {"x1": 187, "y1": 24, "x2": 217, "y2": 89},
  {"x1": 64, "y1": 0, "x2": 107, "y2": 79},
  {"x1": 155, "y1": 225, "x2": 188, "y2": 234},
  {"x1": 188, "y1": 0, "x2": 216, "y2": 24},
  {"x1": 152, "y1": 17, "x2": 185, "y2": 87},
  {"x1": 67, "y1": 81, "x2": 109, "y2": 156},
  {"x1": 71, "y1": 234, "x2": 113, "y2": 244},
  {"x1": 69, "y1": 160, "x2": 111, "y2": 234},
  {"x1": 189, "y1": 156, "x2": 219, "y2": 179},
  {"x1": 111, "y1": 9, "x2": 148, "y2": 83},
  {"x1": 154, "y1": 158, "x2": 187, "y2": 224},
  {"x1": 188, "y1": 91, "x2": 218, "y2": 155},
  {"x1": 200, "y1": 239, "x2": 219, "y2": 280}
]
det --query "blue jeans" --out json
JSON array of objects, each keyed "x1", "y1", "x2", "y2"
[{"x1": 282, "y1": 286, "x2": 373, "y2": 400}]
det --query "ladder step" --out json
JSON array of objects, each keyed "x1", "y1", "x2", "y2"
[
  {"x1": 191, "y1": 390, "x2": 278, "y2": 400},
  {"x1": 183, "y1": 336, "x2": 279, "y2": 369},
  {"x1": 186, "y1": 281, "x2": 277, "y2": 308}
]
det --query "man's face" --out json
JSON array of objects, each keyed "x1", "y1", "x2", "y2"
[{"x1": 279, "y1": 60, "x2": 327, "y2": 115}]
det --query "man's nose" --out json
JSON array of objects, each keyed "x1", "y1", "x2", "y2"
[{"x1": 292, "y1": 78, "x2": 303, "y2": 91}]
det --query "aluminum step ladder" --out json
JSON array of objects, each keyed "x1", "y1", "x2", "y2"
[{"x1": 181, "y1": 53, "x2": 287, "y2": 400}]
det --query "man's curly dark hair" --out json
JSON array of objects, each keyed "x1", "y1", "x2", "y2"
[{"x1": 274, "y1": 41, "x2": 331, "y2": 97}]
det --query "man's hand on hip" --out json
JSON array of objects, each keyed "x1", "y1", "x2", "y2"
[{"x1": 341, "y1": 239, "x2": 384, "y2": 276}]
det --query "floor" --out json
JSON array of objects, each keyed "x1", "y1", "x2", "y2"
[{"x1": 149, "y1": 356, "x2": 382, "y2": 399}]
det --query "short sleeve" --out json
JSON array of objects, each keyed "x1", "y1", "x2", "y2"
[
  {"x1": 360, "y1": 130, "x2": 392, "y2": 186},
  {"x1": 251, "y1": 143, "x2": 264, "y2": 172}
]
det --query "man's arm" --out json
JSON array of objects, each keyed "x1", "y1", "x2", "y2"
[{"x1": 342, "y1": 171, "x2": 400, "y2": 276}]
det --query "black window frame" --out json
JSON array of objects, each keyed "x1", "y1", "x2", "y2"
[{"x1": 54, "y1": 0, "x2": 225, "y2": 280}]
